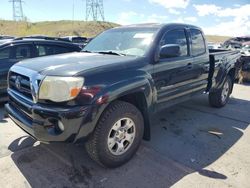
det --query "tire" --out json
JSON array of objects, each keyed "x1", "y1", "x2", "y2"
[
  {"x1": 209, "y1": 76, "x2": 233, "y2": 108},
  {"x1": 85, "y1": 100, "x2": 144, "y2": 168}
]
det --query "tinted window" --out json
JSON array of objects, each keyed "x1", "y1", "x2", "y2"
[
  {"x1": 161, "y1": 29, "x2": 188, "y2": 57},
  {"x1": 0, "y1": 48, "x2": 10, "y2": 60},
  {"x1": 190, "y1": 29, "x2": 206, "y2": 56},
  {"x1": 36, "y1": 45, "x2": 73, "y2": 57},
  {"x1": 15, "y1": 45, "x2": 31, "y2": 59}
]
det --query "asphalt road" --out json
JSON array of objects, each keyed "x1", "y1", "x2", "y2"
[{"x1": 0, "y1": 84, "x2": 249, "y2": 188}]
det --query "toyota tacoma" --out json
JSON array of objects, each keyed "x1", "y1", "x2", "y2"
[{"x1": 5, "y1": 23, "x2": 241, "y2": 168}]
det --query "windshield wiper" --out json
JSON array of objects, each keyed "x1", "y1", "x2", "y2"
[
  {"x1": 96, "y1": 51, "x2": 127, "y2": 56},
  {"x1": 81, "y1": 50, "x2": 92, "y2": 53}
]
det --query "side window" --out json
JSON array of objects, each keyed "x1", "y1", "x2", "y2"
[
  {"x1": 36, "y1": 45, "x2": 47, "y2": 56},
  {"x1": 0, "y1": 48, "x2": 10, "y2": 60},
  {"x1": 190, "y1": 29, "x2": 206, "y2": 56},
  {"x1": 161, "y1": 29, "x2": 188, "y2": 57},
  {"x1": 14, "y1": 45, "x2": 31, "y2": 60},
  {"x1": 36, "y1": 45, "x2": 72, "y2": 57},
  {"x1": 53, "y1": 46, "x2": 72, "y2": 54}
]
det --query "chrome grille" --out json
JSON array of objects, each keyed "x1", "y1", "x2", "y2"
[
  {"x1": 8, "y1": 66, "x2": 44, "y2": 103},
  {"x1": 9, "y1": 72, "x2": 33, "y2": 100}
]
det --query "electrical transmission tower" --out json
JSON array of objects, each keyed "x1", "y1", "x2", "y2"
[
  {"x1": 9, "y1": 0, "x2": 24, "y2": 21},
  {"x1": 86, "y1": 0, "x2": 105, "y2": 22}
]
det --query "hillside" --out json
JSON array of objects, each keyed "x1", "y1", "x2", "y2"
[
  {"x1": 205, "y1": 35, "x2": 231, "y2": 43},
  {"x1": 0, "y1": 20, "x2": 230, "y2": 42},
  {"x1": 0, "y1": 20, "x2": 118, "y2": 38}
]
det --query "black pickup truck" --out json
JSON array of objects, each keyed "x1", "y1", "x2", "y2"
[{"x1": 5, "y1": 23, "x2": 241, "y2": 168}]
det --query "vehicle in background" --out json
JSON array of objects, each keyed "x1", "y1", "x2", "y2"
[
  {"x1": 0, "y1": 36, "x2": 82, "y2": 102},
  {"x1": 222, "y1": 36, "x2": 250, "y2": 50},
  {"x1": 238, "y1": 42, "x2": 250, "y2": 83},
  {"x1": 207, "y1": 42, "x2": 222, "y2": 50},
  {"x1": 61, "y1": 36, "x2": 88, "y2": 49},
  {"x1": 5, "y1": 23, "x2": 241, "y2": 168},
  {"x1": 0, "y1": 35, "x2": 15, "y2": 40},
  {"x1": 0, "y1": 35, "x2": 15, "y2": 45},
  {"x1": 221, "y1": 36, "x2": 250, "y2": 82}
]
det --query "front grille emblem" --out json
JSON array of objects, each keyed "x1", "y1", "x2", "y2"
[{"x1": 15, "y1": 76, "x2": 22, "y2": 90}]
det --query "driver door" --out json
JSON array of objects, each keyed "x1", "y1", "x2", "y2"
[{"x1": 152, "y1": 28, "x2": 198, "y2": 111}]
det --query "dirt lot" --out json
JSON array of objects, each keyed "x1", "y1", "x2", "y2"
[{"x1": 0, "y1": 84, "x2": 249, "y2": 188}]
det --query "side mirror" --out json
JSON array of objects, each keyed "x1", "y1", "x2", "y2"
[{"x1": 160, "y1": 44, "x2": 181, "y2": 58}]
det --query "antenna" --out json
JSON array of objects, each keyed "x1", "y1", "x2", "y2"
[
  {"x1": 86, "y1": 0, "x2": 105, "y2": 21},
  {"x1": 9, "y1": 0, "x2": 24, "y2": 21}
]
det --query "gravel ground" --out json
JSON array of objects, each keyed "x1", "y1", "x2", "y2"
[{"x1": 0, "y1": 83, "x2": 249, "y2": 188}]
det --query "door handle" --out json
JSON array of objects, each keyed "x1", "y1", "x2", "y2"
[{"x1": 179, "y1": 63, "x2": 193, "y2": 72}]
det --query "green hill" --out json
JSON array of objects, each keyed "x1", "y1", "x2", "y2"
[
  {"x1": 206, "y1": 35, "x2": 231, "y2": 43},
  {"x1": 0, "y1": 20, "x2": 230, "y2": 42},
  {"x1": 0, "y1": 20, "x2": 118, "y2": 38}
]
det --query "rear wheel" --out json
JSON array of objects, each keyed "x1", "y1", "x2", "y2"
[
  {"x1": 209, "y1": 76, "x2": 232, "y2": 108},
  {"x1": 85, "y1": 101, "x2": 144, "y2": 168}
]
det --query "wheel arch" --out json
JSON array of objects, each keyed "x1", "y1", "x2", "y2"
[
  {"x1": 117, "y1": 92, "x2": 151, "y2": 141},
  {"x1": 75, "y1": 77, "x2": 154, "y2": 142}
]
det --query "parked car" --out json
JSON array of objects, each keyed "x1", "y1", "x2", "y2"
[
  {"x1": 0, "y1": 35, "x2": 15, "y2": 45},
  {"x1": 5, "y1": 23, "x2": 241, "y2": 168},
  {"x1": 0, "y1": 36, "x2": 82, "y2": 102},
  {"x1": 61, "y1": 36, "x2": 88, "y2": 49},
  {"x1": 238, "y1": 42, "x2": 250, "y2": 83},
  {"x1": 0, "y1": 35, "x2": 15, "y2": 40},
  {"x1": 222, "y1": 36, "x2": 250, "y2": 50}
]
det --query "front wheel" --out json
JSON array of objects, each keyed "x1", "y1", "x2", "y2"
[
  {"x1": 209, "y1": 76, "x2": 233, "y2": 108},
  {"x1": 85, "y1": 101, "x2": 144, "y2": 168}
]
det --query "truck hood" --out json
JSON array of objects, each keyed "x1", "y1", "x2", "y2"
[{"x1": 16, "y1": 52, "x2": 139, "y2": 76}]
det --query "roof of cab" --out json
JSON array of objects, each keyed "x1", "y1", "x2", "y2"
[
  {"x1": 112, "y1": 23, "x2": 202, "y2": 31},
  {"x1": 110, "y1": 23, "x2": 202, "y2": 31}
]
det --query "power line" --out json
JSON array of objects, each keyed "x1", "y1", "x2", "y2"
[
  {"x1": 9, "y1": 0, "x2": 24, "y2": 21},
  {"x1": 86, "y1": 0, "x2": 105, "y2": 22}
]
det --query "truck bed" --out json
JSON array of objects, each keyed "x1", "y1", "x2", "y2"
[{"x1": 207, "y1": 49, "x2": 241, "y2": 91}]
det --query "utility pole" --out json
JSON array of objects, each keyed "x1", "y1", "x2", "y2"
[
  {"x1": 86, "y1": 0, "x2": 105, "y2": 21},
  {"x1": 72, "y1": 0, "x2": 75, "y2": 26},
  {"x1": 9, "y1": 0, "x2": 24, "y2": 21}
]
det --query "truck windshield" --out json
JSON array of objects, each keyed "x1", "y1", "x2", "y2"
[{"x1": 83, "y1": 28, "x2": 159, "y2": 57}]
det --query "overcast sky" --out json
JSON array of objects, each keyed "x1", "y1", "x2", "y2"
[{"x1": 0, "y1": 0, "x2": 250, "y2": 36}]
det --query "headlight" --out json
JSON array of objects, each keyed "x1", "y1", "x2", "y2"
[{"x1": 39, "y1": 76, "x2": 84, "y2": 102}]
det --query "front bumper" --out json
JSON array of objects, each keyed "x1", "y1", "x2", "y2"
[{"x1": 5, "y1": 90, "x2": 91, "y2": 142}]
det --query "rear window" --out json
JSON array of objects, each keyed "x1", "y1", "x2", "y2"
[{"x1": 190, "y1": 29, "x2": 206, "y2": 56}]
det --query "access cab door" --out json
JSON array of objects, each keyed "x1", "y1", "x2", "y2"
[{"x1": 153, "y1": 27, "x2": 207, "y2": 111}]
